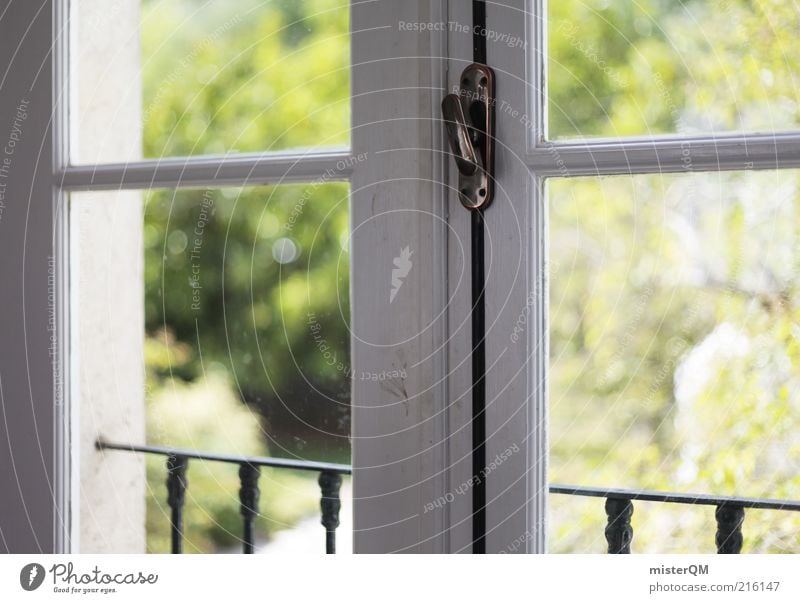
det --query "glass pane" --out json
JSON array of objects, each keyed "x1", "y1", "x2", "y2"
[
  {"x1": 73, "y1": 0, "x2": 350, "y2": 163},
  {"x1": 73, "y1": 183, "x2": 351, "y2": 553},
  {"x1": 548, "y1": 0, "x2": 800, "y2": 139},
  {"x1": 548, "y1": 170, "x2": 800, "y2": 552}
]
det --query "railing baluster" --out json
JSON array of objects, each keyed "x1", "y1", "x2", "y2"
[
  {"x1": 605, "y1": 497, "x2": 634, "y2": 554},
  {"x1": 319, "y1": 471, "x2": 342, "y2": 554},
  {"x1": 166, "y1": 455, "x2": 188, "y2": 554},
  {"x1": 715, "y1": 504, "x2": 744, "y2": 554},
  {"x1": 238, "y1": 463, "x2": 261, "y2": 554}
]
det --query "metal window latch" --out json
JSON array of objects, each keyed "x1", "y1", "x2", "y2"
[{"x1": 442, "y1": 63, "x2": 495, "y2": 210}]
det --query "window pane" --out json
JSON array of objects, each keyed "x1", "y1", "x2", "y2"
[
  {"x1": 73, "y1": 183, "x2": 351, "y2": 553},
  {"x1": 548, "y1": 170, "x2": 800, "y2": 552},
  {"x1": 73, "y1": 0, "x2": 350, "y2": 163},
  {"x1": 548, "y1": 0, "x2": 800, "y2": 139}
]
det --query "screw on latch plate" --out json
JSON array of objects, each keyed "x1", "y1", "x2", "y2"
[{"x1": 442, "y1": 63, "x2": 495, "y2": 210}]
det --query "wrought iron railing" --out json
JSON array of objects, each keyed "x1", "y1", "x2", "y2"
[
  {"x1": 97, "y1": 439, "x2": 800, "y2": 554},
  {"x1": 96, "y1": 439, "x2": 351, "y2": 554},
  {"x1": 550, "y1": 484, "x2": 800, "y2": 554}
]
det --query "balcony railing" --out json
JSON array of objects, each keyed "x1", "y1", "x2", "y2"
[
  {"x1": 97, "y1": 439, "x2": 800, "y2": 554},
  {"x1": 96, "y1": 439, "x2": 351, "y2": 554},
  {"x1": 550, "y1": 484, "x2": 800, "y2": 554}
]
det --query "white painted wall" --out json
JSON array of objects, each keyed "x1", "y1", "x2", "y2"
[{"x1": 74, "y1": 0, "x2": 145, "y2": 553}]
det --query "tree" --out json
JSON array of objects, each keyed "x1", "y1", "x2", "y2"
[
  {"x1": 142, "y1": 0, "x2": 351, "y2": 462},
  {"x1": 548, "y1": 0, "x2": 800, "y2": 552},
  {"x1": 140, "y1": 0, "x2": 351, "y2": 551}
]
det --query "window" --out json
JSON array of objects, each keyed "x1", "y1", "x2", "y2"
[
  {"x1": 7, "y1": 0, "x2": 795, "y2": 556},
  {"x1": 71, "y1": 0, "x2": 353, "y2": 553},
  {"x1": 549, "y1": 170, "x2": 800, "y2": 552},
  {"x1": 72, "y1": 182, "x2": 351, "y2": 553},
  {"x1": 1, "y1": 0, "x2": 452, "y2": 554},
  {"x1": 474, "y1": 0, "x2": 800, "y2": 553}
]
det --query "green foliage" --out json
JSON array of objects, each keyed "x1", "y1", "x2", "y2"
[
  {"x1": 140, "y1": 0, "x2": 351, "y2": 552},
  {"x1": 549, "y1": 170, "x2": 800, "y2": 553},
  {"x1": 141, "y1": 0, "x2": 350, "y2": 157},
  {"x1": 547, "y1": 0, "x2": 800, "y2": 554},
  {"x1": 141, "y1": 0, "x2": 352, "y2": 461},
  {"x1": 144, "y1": 372, "x2": 319, "y2": 552},
  {"x1": 549, "y1": 0, "x2": 800, "y2": 137},
  {"x1": 143, "y1": 183, "x2": 351, "y2": 462}
]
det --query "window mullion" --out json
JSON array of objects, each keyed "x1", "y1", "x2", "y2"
[
  {"x1": 59, "y1": 149, "x2": 355, "y2": 191},
  {"x1": 528, "y1": 132, "x2": 800, "y2": 177}
]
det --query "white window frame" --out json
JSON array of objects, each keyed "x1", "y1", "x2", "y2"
[
  {"x1": 0, "y1": 0, "x2": 70, "y2": 553},
  {"x1": 0, "y1": 0, "x2": 457, "y2": 553},
  {"x1": 477, "y1": 0, "x2": 800, "y2": 553}
]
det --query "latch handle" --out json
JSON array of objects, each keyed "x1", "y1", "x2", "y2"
[
  {"x1": 441, "y1": 63, "x2": 495, "y2": 210},
  {"x1": 442, "y1": 94, "x2": 479, "y2": 176}
]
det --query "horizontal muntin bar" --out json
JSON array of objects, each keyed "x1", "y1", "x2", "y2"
[
  {"x1": 528, "y1": 131, "x2": 800, "y2": 177},
  {"x1": 59, "y1": 148, "x2": 354, "y2": 191},
  {"x1": 550, "y1": 484, "x2": 800, "y2": 511},
  {"x1": 97, "y1": 439, "x2": 352, "y2": 475}
]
